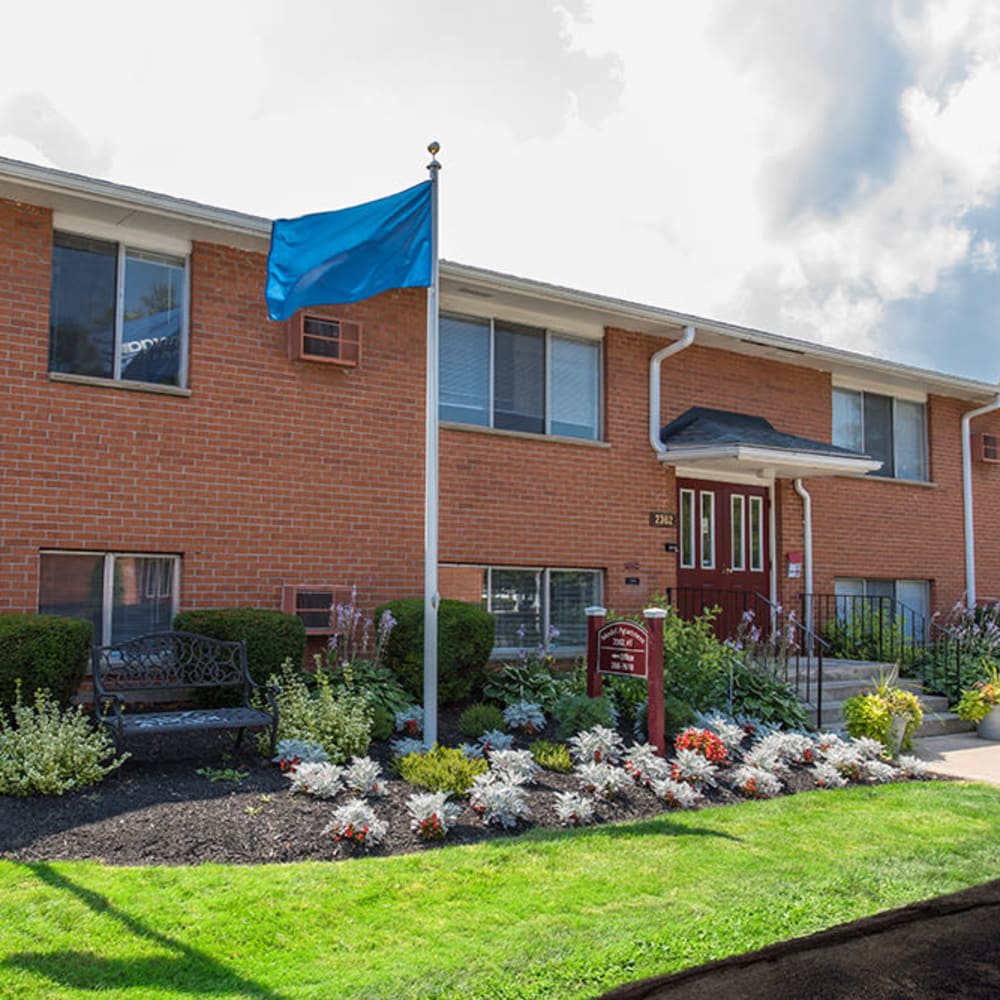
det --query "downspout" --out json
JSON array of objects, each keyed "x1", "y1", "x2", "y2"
[
  {"x1": 794, "y1": 477, "x2": 814, "y2": 652},
  {"x1": 962, "y1": 390, "x2": 1000, "y2": 607},
  {"x1": 649, "y1": 326, "x2": 696, "y2": 454}
]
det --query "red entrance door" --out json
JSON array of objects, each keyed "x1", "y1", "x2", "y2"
[{"x1": 675, "y1": 478, "x2": 771, "y2": 638}]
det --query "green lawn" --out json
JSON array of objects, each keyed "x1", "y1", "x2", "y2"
[{"x1": 2, "y1": 781, "x2": 999, "y2": 999}]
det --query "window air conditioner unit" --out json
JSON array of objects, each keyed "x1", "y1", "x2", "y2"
[
  {"x1": 973, "y1": 432, "x2": 1000, "y2": 463},
  {"x1": 288, "y1": 314, "x2": 361, "y2": 367}
]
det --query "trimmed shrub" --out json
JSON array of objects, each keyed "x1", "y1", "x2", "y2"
[
  {"x1": 458, "y1": 702, "x2": 506, "y2": 740},
  {"x1": 0, "y1": 613, "x2": 91, "y2": 712},
  {"x1": 172, "y1": 608, "x2": 306, "y2": 689},
  {"x1": 396, "y1": 743, "x2": 489, "y2": 796},
  {"x1": 374, "y1": 598, "x2": 494, "y2": 705}
]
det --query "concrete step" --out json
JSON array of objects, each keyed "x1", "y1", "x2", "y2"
[
  {"x1": 792, "y1": 677, "x2": 927, "y2": 702},
  {"x1": 916, "y1": 712, "x2": 974, "y2": 738},
  {"x1": 786, "y1": 658, "x2": 901, "y2": 683}
]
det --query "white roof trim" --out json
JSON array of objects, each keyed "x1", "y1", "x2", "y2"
[{"x1": 657, "y1": 444, "x2": 882, "y2": 479}]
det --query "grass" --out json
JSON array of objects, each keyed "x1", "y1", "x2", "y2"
[{"x1": 2, "y1": 781, "x2": 1000, "y2": 999}]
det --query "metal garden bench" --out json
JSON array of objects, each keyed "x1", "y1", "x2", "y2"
[{"x1": 92, "y1": 630, "x2": 279, "y2": 756}]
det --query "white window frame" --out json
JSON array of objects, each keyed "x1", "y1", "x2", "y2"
[
  {"x1": 50, "y1": 227, "x2": 191, "y2": 390},
  {"x1": 482, "y1": 566, "x2": 603, "y2": 655},
  {"x1": 39, "y1": 550, "x2": 181, "y2": 647},
  {"x1": 832, "y1": 386, "x2": 928, "y2": 481},
  {"x1": 440, "y1": 313, "x2": 602, "y2": 440},
  {"x1": 679, "y1": 488, "x2": 696, "y2": 569},
  {"x1": 730, "y1": 494, "x2": 746, "y2": 572}
]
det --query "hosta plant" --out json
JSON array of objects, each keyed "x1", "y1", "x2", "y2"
[
  {"x1": 406, "y1": 791, "x2": 463, "y2": 840},
  {"x1": 286, "y1": 761, "x2": 345, "y2": 799},
  {"x1": 476, "y1": 729, "x2": 514, "y2": 754},
  {"x1": 553, "y1": 790, "x2": 595, "y2": 827},
  {"x1": 390, "y1": 736, "x2": 425, "y2": 760},
  {"x1": 503, "y1": 700, "x2": 546, "y2": 734},
  {"x1": 568, "y1": 725, "x2": 624, "y2": 765},
  {"x1": 323, "y1": 798, "x2": 388, "y2": 848},
  {"x1": 0, "y1": 684, "x2": 128, "y2": 796},
  {"x1": 487, "y1": 748, "x2": 539, "y2": 785}
]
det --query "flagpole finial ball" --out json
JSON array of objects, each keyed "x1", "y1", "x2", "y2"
[{"x1": 428, "y1": 141, "x2": 440, "y2": 156}]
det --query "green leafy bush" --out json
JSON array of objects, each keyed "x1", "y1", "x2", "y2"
[
  {"x1": 530, "y1": 740, "x2": 573, "y2": 773},
  {"x1": 718, "y1": 661, "x2": 810, "y2": 730},
  {"x1": 652, "y1": 603, "x2": 737, "y2": 711},
  {"x1": 319, "y1": 657, "x2": 412, "y2": 717},
  {"x1": 602, "y1": 675, "x2": 647, "y2": 724},
  {"x1": 0, "y1": 683, "x2": 128, "y2": 795},
  {"x1": 396, "y1": 743, "x2": 488, "y2": 796},
  {"x1": 264, "y1": 658, "x2": 372, "y2": 763},
  {"x1": 458, "y1": 702, "x2": 506, "y2": 740},
  {"x1": 663, "y1": 694, "x2": 698, "y2": 737},
  {"x1": 482, "y1": 657, "x2": 562, "y2": 711},
  {"x1": 842, "y1": 673, "x2": 924, "y2": 752},
  {"x1": 953, "y1": 661, "x2": 1000, "y2": 724},
  {"x1": 173, "y1": 608, "x2": 306, "y2": 689},
  {"x1": 552, "y1": 693, "x2": 615, "y2": 739},
  {"x1": 370, "y1": 705, "x2": 394, "y2": 741},
  {"x1": 374, "y1": 598, "x2": 494, "y2": 705},
  {"x1": 0, "y1": 614, "x2": 91, "y2": 712},
  {"x1": 823, "y1": 605, "x2": 906, "y2": 663}
]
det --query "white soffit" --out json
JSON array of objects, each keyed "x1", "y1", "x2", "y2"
[{"x1": 659, "y1": 445, "x2": 883, "y2": 481}]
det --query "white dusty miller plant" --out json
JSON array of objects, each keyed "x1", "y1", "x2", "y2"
[
  {"x1": 694, "y1": 712, "x2": 748, "y2": 753},
  {"x1": 503, "y1": 700, "x2": 546, "y2": 734},
  {"x1": 553, "y1": 790, "x2": 596, "y2": 827},
  {"x1": 323, "y1": 798, "x2": 388, "y2": 847},
  {"x1": 574, "y1": 760, "x2": 629, "y2": 799},
  {"x1": 469, "y1": 772, "x2": 531, "y2": 829},
  {"x1": 343, "y1": 756, "x2": 386, "y2": 797},
  {"x1": 670, "y1": 748, "x2": 719, "y2": 788},
  {"x1": 623, "y1": 743, "x2": 672, "y2": 787},
  {"x1": 286, "y1": 761, "x2": 345, "y2": 799},
  {"x1": 568, "y1": 725, "x2": 625, "y2": 765},
  {"x1": 395, "y1": 705, "x2": 424, "y2": 735},
  {"x1": 651, "y1": 777, "x2": 704, "y2": 809},
  {"x1": 487, "y1": 748, "x2": 539, "y2": 786},
  {"x1": 406, "y1": 791, "x2": 463, "y2": 840},
  {"x1": 729, "y1": 764, "x2": 783, "y2": 799}
]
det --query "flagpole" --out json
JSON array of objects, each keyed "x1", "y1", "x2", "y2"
[{"x1": 423, "y1": 141, "x2": 441, "y2": 748}]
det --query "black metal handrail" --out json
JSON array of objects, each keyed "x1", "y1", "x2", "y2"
[
  {"x1": 663, "y1": 587, "x2": 830, "y2": 728},
  {"x1": 799, "y1": 593, "x2": 965, "y2": 702}
]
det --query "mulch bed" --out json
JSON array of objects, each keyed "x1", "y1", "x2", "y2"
[{"x1": 0, "y1": 722, "x2": 909, "y2": 868}]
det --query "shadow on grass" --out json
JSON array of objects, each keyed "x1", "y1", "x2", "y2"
[
  {"x1": 3, "y1": 862, "x2": 285, "y2": 998},
  {"x1": 506, "y1": 812, "x2": 745, "y2": 849}
]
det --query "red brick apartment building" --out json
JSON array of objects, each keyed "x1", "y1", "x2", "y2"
[{"x1": 1, "y1": 157, "x2": 998, "y2": 659}]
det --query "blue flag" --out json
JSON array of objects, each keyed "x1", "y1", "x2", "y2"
[{"x1": 265, "y1": 180, "x2": 433, "y2": 321}]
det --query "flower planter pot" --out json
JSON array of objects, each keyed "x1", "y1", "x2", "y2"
[{"x1": 977, "y1": 705, "x2": 1000, "y2": 741}]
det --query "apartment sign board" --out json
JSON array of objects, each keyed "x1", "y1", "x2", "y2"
[{"x1": 597, "y1": 621, "x2": 649, "y2": 679}]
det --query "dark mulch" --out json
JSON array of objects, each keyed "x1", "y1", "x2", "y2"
[{"x1": 0, "y1": 721, "x2": 898, "y2": 868}]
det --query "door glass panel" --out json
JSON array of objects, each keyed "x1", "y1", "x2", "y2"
[
  {"x1": 679, "y1": 489, "x2": 695, "y2": 568},
  {"x1": 699, "y1": 491, "x2": 715, "y2": 569},
  {"x1": 749, "y1": 496, "x2": 764, "y2": 572},
  {"x1": 731, "y1": 495, "x2": 745, "y2": 571}
]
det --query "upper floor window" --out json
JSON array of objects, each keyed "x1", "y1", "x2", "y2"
[
  {"x1": 49, "y1": 232, "x2": 187, "y2": 387},
  {"x1": 440, "y1": 314, "x2": 601, "y2": 440},
  {"x1": 832, "y1": 388, "x2": 927, "y2": 481}
]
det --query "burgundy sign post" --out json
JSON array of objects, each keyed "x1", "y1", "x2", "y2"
[
  {"x1": 643, "y1": 607, "x2": 666, "y2": 756},
  {"x1": 585, "y1": 605, "x2": 667, "y2": 756},
  {"x1": 585, "y1": 606, "x2": 605, "y2": 698}
]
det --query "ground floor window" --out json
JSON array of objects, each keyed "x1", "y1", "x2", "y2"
[
  {"x1": 481, "y1": 567, "x2": 602, "y2": 654},
  {"x1": 38, "y1": 551, "x2": 180, "y2": 646},
  {"x1": 833, "y1": 577, "x2": 930, "y2": 641}
]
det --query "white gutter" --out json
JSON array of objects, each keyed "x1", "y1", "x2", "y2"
[
  {"x1": 793, "y1": 479, "x2": 813, "y2": 631},
  {"x1": 961, "y1": 390, "x2": 1000, "y2": 607},
  {"x1": 649, "y1": 326, "x2": 695, "y2": 454}
]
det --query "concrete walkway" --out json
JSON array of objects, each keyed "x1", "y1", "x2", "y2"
[{"x1": 914, "y1": 730, "x2": 1000, "y2": 786}]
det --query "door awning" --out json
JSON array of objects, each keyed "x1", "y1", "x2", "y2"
[{"x1": 658, "y1": 407, "x2": 882, "y2": 479}]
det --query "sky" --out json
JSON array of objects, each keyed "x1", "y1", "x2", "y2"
[{"x1": 1, "y1": 0, "x2": 998, "y2": 382}]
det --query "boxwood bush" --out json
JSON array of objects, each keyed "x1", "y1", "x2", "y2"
[
  {"x1": 0, "y1": 613, "x2": 91, "y2": 712},
  {"x1": 172, "y1": 608, "x2": 306, "y2": 688},
  {"x1": 374, "y1": 598, "x2": 494, "y2": 705}
]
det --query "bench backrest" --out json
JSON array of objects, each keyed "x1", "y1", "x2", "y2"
[{"x1": 92, "y1": 631, "x2": 249, "y2": 694}]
